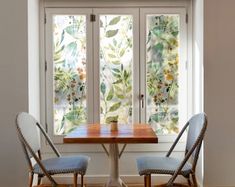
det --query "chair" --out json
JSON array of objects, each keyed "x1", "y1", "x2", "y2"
[
  {"x1": 15, "y1": 112, "x2": 90, "y2": 187},
  {"x1": 136, "y1": 113, "x2": 207, "y2": 187}
]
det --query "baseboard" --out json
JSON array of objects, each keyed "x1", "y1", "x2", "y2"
[
  {"x1": 42, "y1": 174, "x2": 187, "y2": 185},
  {"x1": 197, "y1": 181, "x2": 203, "y2": 187}
]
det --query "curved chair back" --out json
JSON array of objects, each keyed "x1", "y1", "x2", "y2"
[
  {"x1": 138, "y1": 113, "x2": 208, "y2": 187},
  {"x1": 16, "y1": 112, "x2": 41, "y2": 158},
  {"x1": 166, "y1": 113, "x2": 207, "y2": 185},
  {"x1": 186, "y1": 113, "x2": 207, "y2": 164},
  {"x1": 16, "y1": 112, "x2": 61, "y2": 185},
  {"x1": 186, "y1": 113, "x2": 207, "y2": 153}
]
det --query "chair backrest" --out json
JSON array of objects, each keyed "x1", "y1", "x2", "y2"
[
  {"x1": 16, "y1": 112, "x2": 41, "y2": 157},
  {"x1": 185, "y1": 113, "x2": 207, "y2": 169},
  {"x1": 186, "y1": 113, "x2": 207, "y2": 155},
  {"x1": 166, "y1": 113, "x2": 207, "y2": 185},
  {"x1": 16, "y1": 112, "x2": 60, "y2": 185},
  {"x1": 16, "y1": 112, "x2": 61, "y2": 161}
]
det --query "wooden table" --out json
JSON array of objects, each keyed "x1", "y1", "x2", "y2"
[{"x1": 64, "y1": 124, "x2": 158, "y2": 187}]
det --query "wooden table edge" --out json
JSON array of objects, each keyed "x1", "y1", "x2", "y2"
[{"x1": 63, "y1": 137, "x2": 158, "y2": 144}]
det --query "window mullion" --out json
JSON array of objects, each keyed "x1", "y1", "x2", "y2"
[{"x1": 87, "y1": 10, "x2": 94, "y2": 124}]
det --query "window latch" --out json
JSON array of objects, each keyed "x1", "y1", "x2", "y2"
[{"x1": 140, "y1": 94, "x2": 144, "y2": 108}]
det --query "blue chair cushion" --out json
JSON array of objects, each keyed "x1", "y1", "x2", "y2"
[
  {"x1": 136, "y1": 156, "x2": 192, "y2": 177},
  {"x1": 33, "y1": 156, "x2": 90, "y2": 175}
]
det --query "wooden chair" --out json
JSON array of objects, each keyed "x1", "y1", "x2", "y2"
[
  {"x1": 136, "y1": 113, "x2": 207, "y2": 187},
  {"x1": 16, "y1": 112, "x2": 90, "y2": 187}
]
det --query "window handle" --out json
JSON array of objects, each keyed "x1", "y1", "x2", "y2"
[{"x1": 140, "y1": 94, "x2": 144, "y2": 108}]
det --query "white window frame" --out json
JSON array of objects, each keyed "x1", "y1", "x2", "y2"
[
  {"x1": 45, "y1": 8, "x2": 93, "y2": 143},
  {"x1": 93, "y1": 8, "x2": 140, "y2": 123},
  {"x1": 40, "y1": 0, "x2": 192, "y2": 153},
  {"x1": 140, "y1": 8, "x2": 188, "y2": 142}
]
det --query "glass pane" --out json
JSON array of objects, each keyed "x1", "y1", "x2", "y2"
[
  {"x1": 99, "y1": 15, "x2": 133, "y2": 124},
  {"x1": 146, "y1": 15, "x2": 180, "y2": 134},
  {"x1": 53, "y1": 15, "x2": 87, "y2": 135}
]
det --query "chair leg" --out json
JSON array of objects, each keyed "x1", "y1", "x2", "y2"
[
  {"x1": 81, "y1": 175, "x2": 84, "y2": 187},
  {"x1": 187, "y1": 175, "x2": 192, "y2": 186},
  {"x1": 187, "y1": 178, "x2": 192, "y2": 186},
  {"x1": 74, "y1": 173, "x2": 78, "y2": 187},
  {"x1": 37, "y1": 175, "x2": 42, "y2": 185},
  {"x1": 192, "y1": 173, "x2": 198, "y2": 187},
  {"x1": 144, "y1": 175, "x2": 151, "y2": 187},
  {"x1": 144, "y1": 175, "x2": 147, "y2": 187},
  {"x1": 51, "y1": 182, "x2": 58, "y2": 187},
  {"x1": 28, "y1": 172, "x2": 34, "y2": 187}
]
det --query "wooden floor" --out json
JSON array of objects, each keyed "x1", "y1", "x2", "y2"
[{"x1": 36, "y1": 183, "x2": 190, "y2": 187}]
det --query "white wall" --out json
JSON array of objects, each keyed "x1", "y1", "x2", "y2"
[
  {"x1": 204, "y1": 0, "x2": 235, "y2": 186},
  {"x1": 0, "y1": 0, "x2": 28, "y2": 186},
  {"x1": 0, "y1": 0, "x2": 188, "y2": 185},
  {"x1": 4, "y1": 0, "x2": 235, "y2": 186}
]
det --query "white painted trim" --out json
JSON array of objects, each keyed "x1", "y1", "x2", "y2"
[
  {"x1": 44, "y1": 0, "x2": 189, "y2": 8},
  {"x1": 40, "y1": 0, "x2": 192, "y2": 153},
  {"x1": 197, "y1": 181, "x2": 203, "y2": 187},
  {"x1": 92, "y1": 8, "x2": 140, "y2": 123},
  {"x1": 45, "y1": 8, "x2": 93, "y2": 143},
  {"x1": 187, "y1": 0, "x2": 193, "y2": 119},
  {"x1": 139, "y1": 7, "x2": 188, "y2": 141},
  {"x1": 39, "y1": 0, "x2": 49, "y2": 147}
]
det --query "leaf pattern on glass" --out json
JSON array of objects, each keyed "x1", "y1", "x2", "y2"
[
  {"x1": 99, "y1": 15, "x2": 133, "y2": 124},
  {"x1": 53, "y1": 15, "x2": 87, "y2": 135},
  {"x1": 52, "y1": 14, "x2": 180, "y2": 134},
  {"x1": 146, "y1": 15, "x2": 180, "y2": 134}
]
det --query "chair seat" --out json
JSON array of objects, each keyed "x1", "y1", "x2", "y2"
[
  {"x1": 136, "y1": 156, "x2": 192, "y2": 177},
  {"x1": 33, "y1": 156, "x2": 90, "y2": 175}
]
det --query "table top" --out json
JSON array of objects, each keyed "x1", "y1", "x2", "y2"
[{"x1": 63, "y1": 123, "x2": 158, "y2": 144}]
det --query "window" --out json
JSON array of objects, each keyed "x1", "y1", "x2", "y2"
[
  {"x1": 98, "y1": 14, "x2": 134, "y2": 124},
  {"x1": 44, "y1": 7, "x2": 188, "y2": 142},
  {"x1": 140, "y1": 8, "x2": 188, "y2": 135}
]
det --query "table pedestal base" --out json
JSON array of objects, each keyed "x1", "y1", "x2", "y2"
[
  {"x1": 105, "y1": 144, "x2": 127, "y2": 187},
  {"x1": 105, "y1": 178, "x2": 127, "y2": 187}
]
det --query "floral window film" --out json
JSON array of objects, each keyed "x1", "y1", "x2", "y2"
[
  {"x1": 146, "y1": 15, "x2": 180, "y2": 134},
  {"x1": 53, "y1": 15, "x2": 87, "y2": 135},
  {"x1": 99, "y1": 15, "x2": 134, "y2": 124}
]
